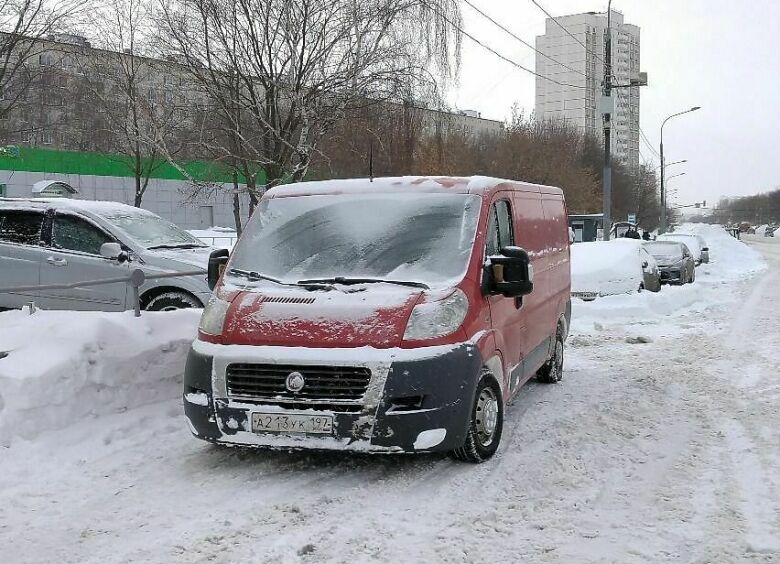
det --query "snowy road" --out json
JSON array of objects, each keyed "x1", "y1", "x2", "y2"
[{"x1": 2, "y1": 235, "x2": 780, "y2": 563}]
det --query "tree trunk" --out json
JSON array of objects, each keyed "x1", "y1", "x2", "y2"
[
  {"x1": 232, "y1": 173, "x2": 243, "y2": 235},
  {"x1": 134, "y1": 173, "x2": 143, "y2": 207}
]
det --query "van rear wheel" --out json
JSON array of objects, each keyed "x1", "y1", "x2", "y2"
[
  {"x1": 450, "y1": 373, "x2": 503, "y2": 463},
  {"x1": 537, "y1": 327, "x2": 564, "y2": 384}
]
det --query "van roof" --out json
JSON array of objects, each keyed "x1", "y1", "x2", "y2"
[
  {"x1": 265, "y1": 176, "x2": 563, "y2": 198},
  {"x1": 0, "y1": 197, "x2": 156, "y2": 217}
]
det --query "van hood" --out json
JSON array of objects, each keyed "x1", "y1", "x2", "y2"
[{"x1": 221, "y1": 286, "x2": 423, "y2": 348}]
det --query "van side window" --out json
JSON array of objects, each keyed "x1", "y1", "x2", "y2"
[
  {"x1": 52, "y1": 215, "x2": 113, "y2": 255},
  {"x1": 0, "y1": 211, "x2": 44, "y2": 245},
  {"x1": 495, "y1": 200, "x2": 514, "y2": 249},
  {"x1": 485, "y1": 206, "x2": 499, "y2": 256}
]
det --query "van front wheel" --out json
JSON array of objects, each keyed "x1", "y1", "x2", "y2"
[{"x1": 450, "y1": 374, "x2": 503, "y2": 463}]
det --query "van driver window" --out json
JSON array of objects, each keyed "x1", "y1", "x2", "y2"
[
  {"x1": 485, "y1": 206, "x2": 499, "y2": 256},
  {"x1": 495, "y1": 200, "x2": 514, "y2": 249}
]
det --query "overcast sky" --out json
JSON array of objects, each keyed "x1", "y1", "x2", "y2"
[{"x1": 449, "y1": 0, "x2": 780, "y2": 208}]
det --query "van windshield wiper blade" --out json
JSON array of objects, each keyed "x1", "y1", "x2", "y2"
[
  {"x1": 296, "y1": 276, "x2": 430, "y2": 290},
  {"x1": 228, "y1": 269, "x2": 334, "y2": 290}
]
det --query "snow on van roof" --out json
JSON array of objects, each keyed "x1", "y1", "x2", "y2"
[
  {"x1": 0, "y1": 197, "x2": 157, "y2": 218},
  {"x1": 265, "y1": 176, "x2": 563, "y2": 198}
]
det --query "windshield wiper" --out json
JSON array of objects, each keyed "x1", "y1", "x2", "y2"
[
  {"x1": 228, "y1": 269, "x2": 334, "y2": 290},
  {"x1": 147, "y1": 243, "x2": 206, "y2": 250},
  {"x1": 297, "y1": 276, "x2": 430, "y2": 290}
]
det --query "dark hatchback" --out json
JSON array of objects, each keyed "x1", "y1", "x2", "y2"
[{"x1": 643, "y1": 241, "x2": 696, "y2": 285}]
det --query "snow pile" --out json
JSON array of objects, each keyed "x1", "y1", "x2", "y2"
[
  {"x1": 572, "y1": 224, "x2": 766, "y2": 329},
  {"x1": 571, "y1": 239, "x2": 645, "y2": 297},
  {"x1": 0, "y1": 309, "x2": 200, "y2": 446}
]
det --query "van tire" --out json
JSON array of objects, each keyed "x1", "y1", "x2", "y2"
[
  {"x1": 537, "y1": 327, "x2": 564, "y2": 384},
  {"x1": 144, "y1": 291, "x2": 201, "y2": 311},
  {"x1": 450, "y1": 373, "x2": 503, "y2": 463}
]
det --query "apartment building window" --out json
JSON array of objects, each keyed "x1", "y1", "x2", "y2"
[
  {"x1": 39, "y1": 53, "x2": 56, "y2": 66},
  {"x1": 42, "y1": 130, "x2": 55, "y2": 145}
]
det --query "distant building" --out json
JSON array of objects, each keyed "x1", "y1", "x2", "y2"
[{"x1": 535, "y1": 10, "x2": 640, "y2": 169}]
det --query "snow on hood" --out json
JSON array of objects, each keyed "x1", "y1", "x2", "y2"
[
  {"x1": 221, "y1": 285, "x2": 423, "y2": 348},
  {"x1": 145, "y1": 246, "x2": 214, "y2": 269},
  {"x1": 571, "y1": 239, "x2": 644, "y2": 296}
]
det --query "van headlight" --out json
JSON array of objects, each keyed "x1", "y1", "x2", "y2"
[
  {"x1": 403, "y1": 289, "x2": 468, "y2": 341},
  {"x1": 199, "y1": 295, "x2": 231, "y2": 336}
]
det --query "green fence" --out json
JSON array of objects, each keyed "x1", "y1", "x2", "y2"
[{"x1": 0, "y1": 146, "x2": 265, "y2": 185}]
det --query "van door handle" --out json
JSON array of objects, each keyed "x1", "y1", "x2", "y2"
[{"x1": 46, "y1": 256, "x2": 68, "y2": 267}]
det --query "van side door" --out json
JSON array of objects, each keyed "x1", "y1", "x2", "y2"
[
  {"x1": 511, "y1": 190, "x2": 551, "y2": 378},
  {"x1": 0, "y1": 209, "x2": 46, "y2": 309},
  {"x1": 37, "y1": 212, "x2": 130, "y2": 311},
  {"x1": 485, "y1": 197, "x2": 526, "y2": 393}
]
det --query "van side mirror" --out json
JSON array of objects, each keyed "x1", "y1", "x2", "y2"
[
  {"x1": 208, "y1": 248, "x2": 230, "y2": 290},
  {"x1": 488, "y1": 246, "x2": 534, "y2": 297},
  {"x1": 100, "y1": 242, "x2": 129, "y2": 263}
]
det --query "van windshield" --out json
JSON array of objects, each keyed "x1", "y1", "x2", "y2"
[{"x1": 229, "y1": 193, "x2": 481, "y2": 288}]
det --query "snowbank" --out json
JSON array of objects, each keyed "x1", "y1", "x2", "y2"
[
  {"x1": 0, "y1": 309, "x2": 200, "y2": 446},
  {"x1": 571, "y1": 239, "x2": 645, "y2": 297},
  {"x1": 571, "y1": 224, "x2": 766, "y2": 330}
]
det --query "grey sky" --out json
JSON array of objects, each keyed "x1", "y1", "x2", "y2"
[{"x1": 450, "y1": 0, "x2": 780, "y2": 208}]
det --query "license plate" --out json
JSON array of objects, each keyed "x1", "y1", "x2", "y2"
[{"x1": 251, "y1": 412, "x2": 333, "y2": 434}]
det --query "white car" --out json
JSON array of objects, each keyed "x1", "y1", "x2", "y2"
[
  {"x1": 0, "y1": 198, "x2": 214, "y2": 311},
  {"x1": 571, "y1": 239, "x2": 661, "y2": 300}
]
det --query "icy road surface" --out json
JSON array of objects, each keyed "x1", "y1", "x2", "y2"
[{"x1": 1, "y1": 232, "x2": 779, "y2": 563}]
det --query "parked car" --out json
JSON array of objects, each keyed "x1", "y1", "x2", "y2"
[
  {"x1": 571, "y1": 239, "x2": 661, "y2": 300},
  {"x1": 643, "y1": 240, "x2": 696, "y2": 285},
  {"x1": 658, "y1": 233, "x2": 707, "y2": 265},
  {"x1": 0, "y1": 198, "x2": 214, "y2": 311},
  {"x1": 765, "y1": 227, "x2": 775, "y2": 238},
  {"x1": 183, "y1": 176, "x2": 572, "y2": 463}
]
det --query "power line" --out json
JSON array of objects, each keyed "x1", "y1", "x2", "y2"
[
  {"x1": 527, "y1": 0, "x2": 607, "y2": 67},
  {"x1": 462, "y1": 0, "x2": 587, "y2": 78},
  {"x1": 424, "y1": 2, "x2": 587, "y2": 89},
  {"x1": 639, "y1": 127, "x2": 660, "y2": 158}
]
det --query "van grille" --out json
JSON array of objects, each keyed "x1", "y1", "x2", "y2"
[{"x1": 225, "y1": 363, "x2": 372, "y2": 402}]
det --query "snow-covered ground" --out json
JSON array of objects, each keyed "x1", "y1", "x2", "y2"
[{"x1": 1, "y1": 225, "x2": 779, "y2": 563}]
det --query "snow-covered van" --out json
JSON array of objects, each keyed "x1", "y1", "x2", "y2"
[{"x1": 184, "y1": 176, "x2": 571, "y2": 462}]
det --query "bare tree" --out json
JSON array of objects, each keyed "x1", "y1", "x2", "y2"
[
  {"x1": 80, "y1": 0, "x2": 188, "y2": 206},
  {"x1": 0, "y1": 0, "x2": 82, "y2": 127},
  {"x1": 155, "y1": 0, "x2": 461, "y2": 207}
]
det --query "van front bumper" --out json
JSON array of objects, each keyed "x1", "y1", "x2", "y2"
[{"x1": 183, "y1": 340, "x2": 483, "y2": 453}]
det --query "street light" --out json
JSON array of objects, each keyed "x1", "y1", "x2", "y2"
[
  {"x1": 654, "y1": 159, "x2": 686, "y2": 171},
  {"x1": 660, "y1": 106, "x2": 701, "y2": 233}
]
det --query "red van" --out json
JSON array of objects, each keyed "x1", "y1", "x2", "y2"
[{"x1": 184, "y1": 176, "x2": 571, "y2": 462}]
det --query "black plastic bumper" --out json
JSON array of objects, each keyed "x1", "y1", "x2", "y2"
[{"x1": 182, "y1": 343, "x2": 483, "y2": 453}]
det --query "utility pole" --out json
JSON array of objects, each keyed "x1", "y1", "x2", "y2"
[{"x1": 602, "y1": 2, "x2": 613, "y2": 240}]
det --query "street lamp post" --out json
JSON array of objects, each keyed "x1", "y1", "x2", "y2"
[{"x1": 660, "y1": 107, "x2": 700, "y2": 233}]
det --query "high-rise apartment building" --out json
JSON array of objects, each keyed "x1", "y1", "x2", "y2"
[{"x1": 535, "y1": 10, "x2": 640, "y2": 169}]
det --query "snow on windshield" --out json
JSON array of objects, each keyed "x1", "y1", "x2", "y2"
[
  {"x1": 644, "y1": 241, "x2": 683, "y2": 259},
  {"x1": 105, "y1": 212, "x2": 204, "y2": 248},
  {"x1": 230, "y1": 193, "x2": 481, "y2": 287}
]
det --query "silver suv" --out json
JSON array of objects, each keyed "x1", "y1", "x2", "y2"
[{"x1": 0, "y1": 198, "x2": 214, "y2": 311}]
